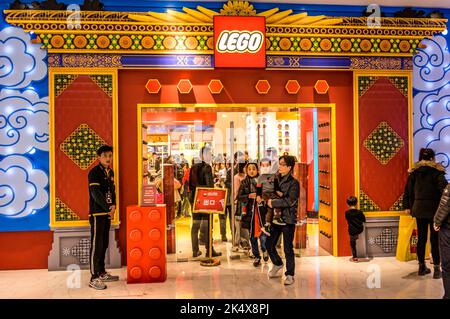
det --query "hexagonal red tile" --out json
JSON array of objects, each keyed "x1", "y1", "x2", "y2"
[
  {"x1": 314, "y1": 80, "x2": 329, "y2": 94},
  {"x1": 285, "y1": 80, "x2": 301, "y2": 94},
  {"x1": 177, "y1": 79, "x2": 193, "y2": 94},
  {"x1": 145, "y1": 79, "x2": 161, "y2": 94},
  {"x1": 255, "y1": 80, "x2": 271, "y2": 94},
  {"x1": 208, "y1": 79, "x2": 224, "y2": 94}
]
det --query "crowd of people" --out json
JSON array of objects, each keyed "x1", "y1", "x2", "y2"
[
  {"x1": 87, "y1": 144, "x2": 450, "y2": 297},
  {"x1": 153, "y1": 146, "x2": 300, "y2": 285}
]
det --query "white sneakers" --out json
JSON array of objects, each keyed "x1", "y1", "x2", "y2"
[
  {"x1": 284, "y1": 275, "x2": 295, "y2": 285},
  {"x1": 268, "y1": 264, "x2": 283, "y2": 278},
  {"x1": 268, "y1": 265, "x2": 295, "y2": 285}
]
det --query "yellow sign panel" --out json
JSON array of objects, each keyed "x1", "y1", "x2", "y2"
[{"x1": 147, "y1": 134, "x2": 169, "y2": 143}]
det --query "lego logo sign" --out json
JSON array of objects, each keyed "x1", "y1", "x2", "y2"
[
  {"x1": 216, "y1": 31, "x2": 264, "y2": 53},
  {"x1": 214, "y1": 16, "x2": 266, "y2": 68}
]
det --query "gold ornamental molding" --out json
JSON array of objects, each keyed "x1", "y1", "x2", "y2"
[{"x1": 3, "y1": 0, "x2": 447, "y2": 56}]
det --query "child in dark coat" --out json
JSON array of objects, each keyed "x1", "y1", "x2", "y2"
[
  {"x1": 345, "y1": 196, "x2": 366, "y2": 262},
  {"x1": 238, "y1": 162, "x2": 268, "y2": 267}
]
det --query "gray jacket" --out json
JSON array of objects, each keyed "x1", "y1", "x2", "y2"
[
  {"x1": 434, "y1": 184, "x2": 450, "y2": 226},
  {"x1": 257, "y1": 173, "x2": 275, "y2": 194}
]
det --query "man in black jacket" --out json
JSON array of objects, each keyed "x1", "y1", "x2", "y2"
[
  {"x1": 189, "y1": 146, "x2": 222, "y2": 258},
  {"x1": 434, "y1": 185, "x2": 450, "y2": 299},
  {"x1": 88, "y1": 145, "x2": 119, "y2": 290},
  {"x1": 403, "y1": 148, "x2": 447, "y2": 277},
  {"x1": 266, "y1": 155, "x2": 300, "y2": 286}
]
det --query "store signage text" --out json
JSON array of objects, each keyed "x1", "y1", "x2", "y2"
[
  {"x1": 216, "y1": 30, "x2": 264, "y2": 53},
  {"x1": 214, "y1": 16, "x2": 266, "y2": 68}
]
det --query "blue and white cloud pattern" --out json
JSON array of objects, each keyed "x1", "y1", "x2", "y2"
[
  {"x1": 0, "y1": 89, "x2": 49, "y2": 154},
  {"x1": 0, "y1": 27, "x2": 47, "y2": 88},
  {"x1": 0, "y1": 155, "x2": 48, "y2": 218},
  {"x1": 413, "y1": 34, "x2": 450, "y2": 172},
  {"x1": 0, "y1": 25, "x2": 49, "y2": 225}
]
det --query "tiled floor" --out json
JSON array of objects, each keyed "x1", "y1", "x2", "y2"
[{"x1": 0, "y1": 253, "x2": 444, "y2": 299}]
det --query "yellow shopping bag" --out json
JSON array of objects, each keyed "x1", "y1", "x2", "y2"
[{"x1": 396, "y1": 215, "x2": 430, "y2": 261}]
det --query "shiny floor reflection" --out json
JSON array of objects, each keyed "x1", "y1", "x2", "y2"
[{"x1": 0, "y1": 251, "x2": 444, "y2": 299}]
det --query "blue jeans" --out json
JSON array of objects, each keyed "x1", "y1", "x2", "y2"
[{"x1": 250, "y1": 233, "x2": 267, "y2": 259}]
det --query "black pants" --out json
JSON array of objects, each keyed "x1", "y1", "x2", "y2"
[
  {"x1": 266, "y1": 223, "x2": 295, "y2": 276},
  {"x1": 416, "y1": 217, "x2": 440, "y2": 265},
  {"x1": 89, "y1": 215, "x2": 110, "y2": 279},
  {"x1": 191, "y1": 213, "x2": 213, "y2": 254},
  {"x1": 220, "y1": 206, "x2": 232, "y2": 237},
  {"x1": 439, "y1": 224, "x2": 450, "y2": 299},
  {"x1": 350, "y1": 234, "x2": 359, "y2": 258}
]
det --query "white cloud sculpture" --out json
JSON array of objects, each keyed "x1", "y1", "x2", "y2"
[
  {"x1": 0, "y1": 26, "x2": 47, "y2": 89},
  {"x1": 0, "y1": 89, "x2": 49, "y2": 154},
  {"x1": 413, "y1": 34, "x2": 450, "y2": 172},
  {"x1": 0, "y1": 155, "x2": 49, "y2": 218}
]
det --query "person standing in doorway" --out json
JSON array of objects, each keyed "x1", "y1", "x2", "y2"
[
  {"x1": 403, "y1": 148, "x2": 447, "y2": 277},
  {"x1": 434, "y1": 184, "x2": 450, "y2": 299},
  {"x1": 266, "y1": 147, "x2": 279, "y2": 174},
  {"x1": 88, "y1": 145, "x2": 119, "y2": 290},
  {"x1": 189, "y1": 146, "x2": 222, "y2": 258},
  {"x1": 225, "y1": 151, "x2": 245, "y2": 248},
  {"x1": 266, "y1": 155, "x2": 300, "y2": 286}
]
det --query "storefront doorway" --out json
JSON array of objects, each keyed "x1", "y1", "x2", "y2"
[{"x1": 138, "y1": 104, "x2": 336, "y2": 260}]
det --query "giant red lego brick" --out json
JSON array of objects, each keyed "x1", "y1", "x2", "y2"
[{"x1": 127, "y1": 205, "x2": 167, "y2": 284}]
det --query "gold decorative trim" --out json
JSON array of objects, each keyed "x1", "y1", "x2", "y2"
[{"x1": 3, "y1": 2, "x2": 446, "y2": 56}]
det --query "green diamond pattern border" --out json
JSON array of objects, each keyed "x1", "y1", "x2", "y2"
[
  {"x1": 363, "y1": 121, "x2": 404, "y2": 165},
  {"x1": 60, "y1": 123, "x2": 107, "y2": 170},
  {"x1": 55, "y1": 197, "x2": 80, "y2": 221}
]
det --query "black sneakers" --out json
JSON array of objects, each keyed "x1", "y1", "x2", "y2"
[
  {"x1": 418, "y1": 263, "x2": 431, "y2": 276},
  {"x1": 433, "y1": 265, "x2": 442, "y2": 279}
]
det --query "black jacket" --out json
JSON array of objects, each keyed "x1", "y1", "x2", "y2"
[
  {"x1": 403, "y1": 161, "x2": 448, "y2": 219},
  {"x1": 88, "y1": 164, "x2": 116, "y2": 216},
  {"x1": 434, "y1": 185, "x2": 450, "y2": 226},
  {"x1": 345, "y1": 208, "x2": 366, "y2": 236},
  {"x1": 237, "y1": 176, "x2": 267, "y2": 233},
  {"x1": 270, "y1": 173, "x2": 300, "y2": 225},
  {"x1": 189, "y1": 161, "x2": 214, "y2": 203}
]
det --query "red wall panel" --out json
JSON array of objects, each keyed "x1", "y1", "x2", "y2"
[
  {"x1": 55, "y1": 76, "x2": 113, "y2": 220},
  {"x1": 359, "y1": 77, "x2": 409, "y2": 211},
  {"x1": 0, "y1": 231, "x2": 53, "y2": 270}
]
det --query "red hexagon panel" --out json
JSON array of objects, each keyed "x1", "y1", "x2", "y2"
[
  {"x1": 314, "y1": 80, "x2": 330, "y2": 94},
  {"x1": 285, "y1": 80, "x2": 301, "y2": 94},
  {"x1": 255, "y1": 80, "x2": 271, "y2": 94},
  {"x1": 177, "y1": 79, "x2": 193, "y2": 94},
  {"x1": 208, "y1": 79, "x2": 224, "y2": 94},
  {"x1": 145, "y1": 79, "x2": 161, "y2": 94}
]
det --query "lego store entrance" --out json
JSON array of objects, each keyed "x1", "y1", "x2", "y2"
[{"x1": 139, "y1": 104, "x2": 336, "y2": 261}]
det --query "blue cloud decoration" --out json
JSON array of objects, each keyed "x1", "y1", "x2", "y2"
[
  {"x1": 413, "y1": 32, "x2": 450, "y2": 179},
  {"x1": 0, "y1": 21, "x2": 50, "y2": 231}
]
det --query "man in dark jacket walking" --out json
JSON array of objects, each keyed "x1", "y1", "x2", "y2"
[
  {"x1": 266, "y1": 155, "x2": 300, "y2": 285},
  {"x1": 403, "y1": 148, "x2": 448, "y2": 277},
  {"x1": 189, "y1": 146, "x2": 222, "y2": 258},
  {"x1": 434, "y1": 184, "x2": 450, "y2": 299}
]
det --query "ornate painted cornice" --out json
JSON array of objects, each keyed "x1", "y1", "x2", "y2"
[{"x1": 4, "y1": 1, "x2": 447, "y2": 57}]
